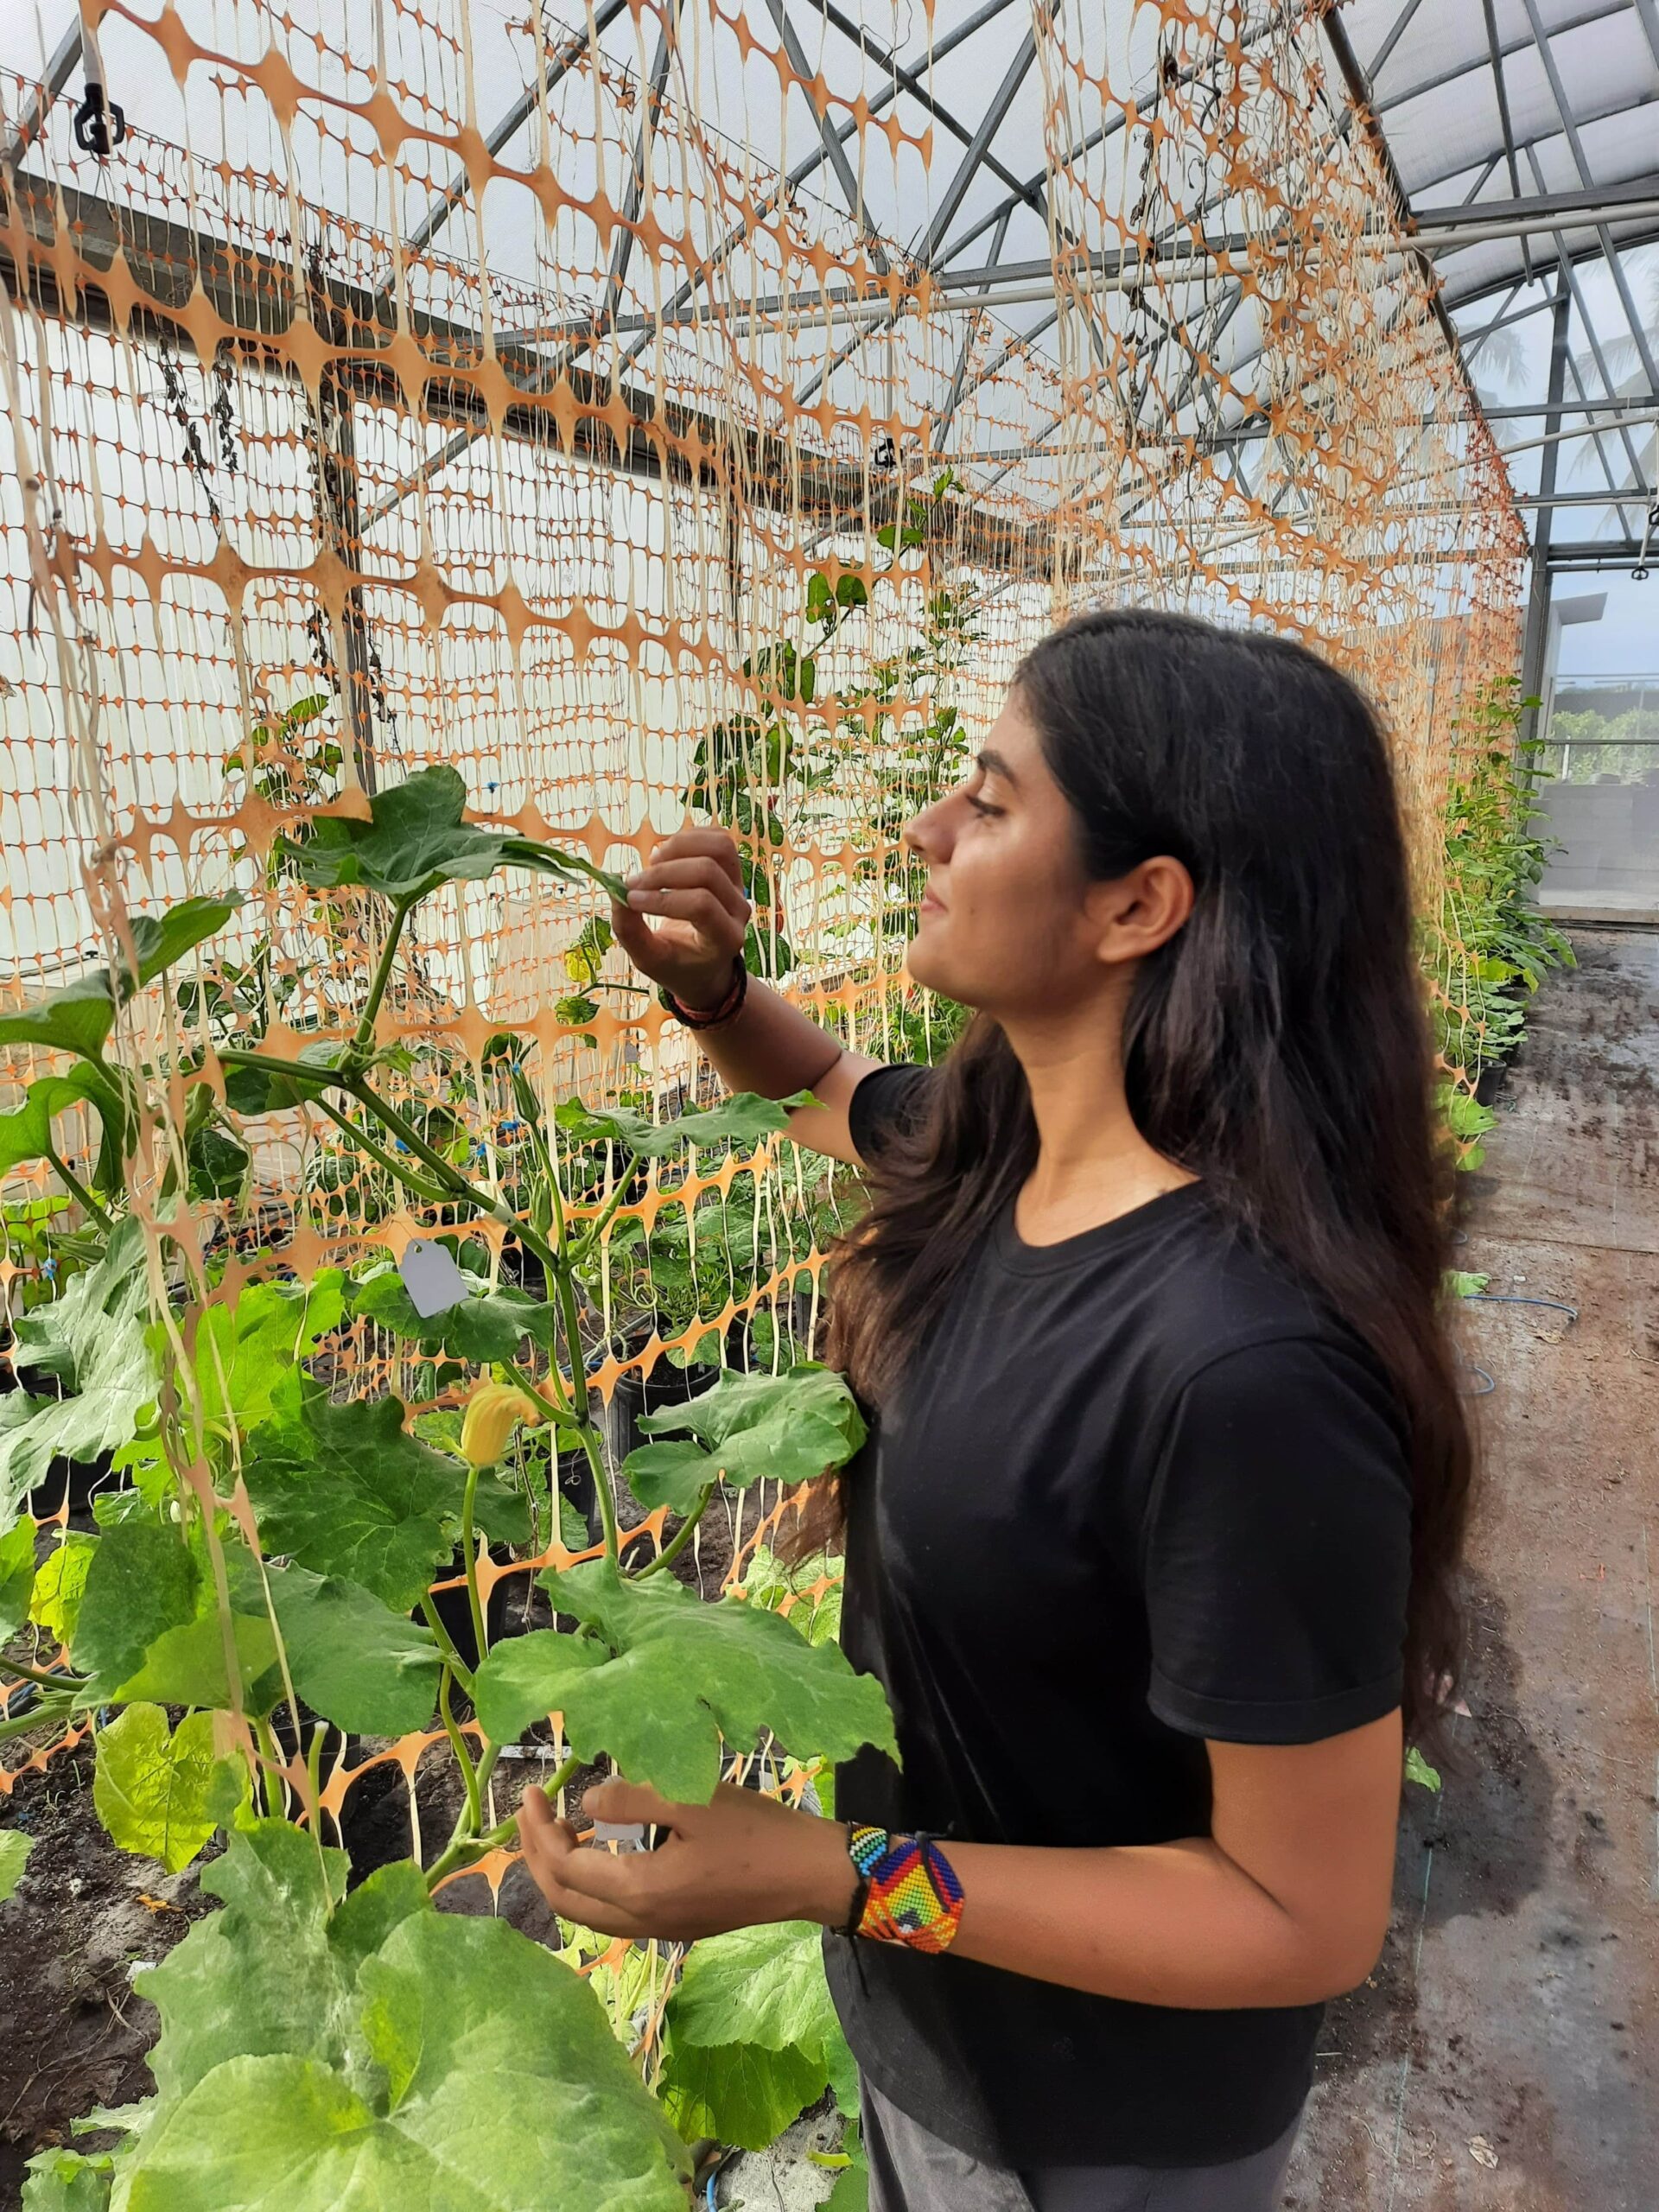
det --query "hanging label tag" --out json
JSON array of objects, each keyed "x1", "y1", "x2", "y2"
[
  {"x1": 397, "y1": 1238, "x2": 472, "y2": 1319},
  {"x1": 590, "y1": 1821, "x2": 648, "y2": 1852}
]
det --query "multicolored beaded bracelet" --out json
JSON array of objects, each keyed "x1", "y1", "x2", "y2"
[{"x1": 842, "y1": 1823, "x2": 966, "y2": 1955}]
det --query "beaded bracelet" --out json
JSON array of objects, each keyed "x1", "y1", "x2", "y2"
[
  {"x1": 842, "y1": 1823, "x2": 965, "y2": 1954},
  {"x1": 657, "y1": 952, "x2": 748, "y2": 1032}
]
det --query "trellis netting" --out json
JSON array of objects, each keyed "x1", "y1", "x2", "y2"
[{"x1": 0, "y1": 0, "x2": 1519, "y2": 2189}]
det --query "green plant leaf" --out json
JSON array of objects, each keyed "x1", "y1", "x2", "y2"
[
  {"x1": 554, "y1": 1088, "x2": 817, "y2": 1161},
  {"x1": 0, "y1": 1069, "x2": 128, "y2": 1190},
  {"x1": 2, "y1": 1224, "x2": 156, "y2": 1516},
  {"x1": 660, "y1": 2029, "x2": 827, "y2": 2152},
  {"x1": 241, "y1": 1393, "x2": 466, "y2": 1611},
  {"x1": 1444, "y1": 1270, "x2": 1490, "y2": 1300},
  {"x1": 469, "y1": 1471, "x2": 534, "y2": 1548},
  {"x1": 351, "y1": 1262, "x2": 559, "y2": 1364},
  {"x1": 0, "y1": 1828, "x2": 34, "y2": 1904},
  {"x1": 471, "y1": 1629, "x2": 610, "y2": 1745},
  {"x1": 127, "y1": 901, "x2": 243, "y2": 987},
  {"x1": 181, "y1": 1274, "x2": 348, "y2": 1451},
  {"x1": 29, "y1": 1532, "x2": 98, "y2": 1645},
  {"x1": 21, "y1": 2144, "x2": 115, "y2": 2209},
  {"x1": 281, "y1": 764, "x2": 628, "y2": 904},
  {"x1": 135, "y1": 1820, "x2": 352, "y2": 2107},
  {"x1": 221, "y1": 1041, "x2": 350, "y2": 1116},
  {"x1": 737, "y1": 1544, "x2": 843, "y2": 1646},
  {"x1": 92, "y1": 1706, "x2": 220, "y2": 1875},
  {"x1": 669, "y1": 1917, "x2": 840, "y2": 2057},
  {"x1": 266, "y1": 1567, "x2": 442, "y2": 1736},
  {"x1": 106, "y1": 1543, "x2": 284, "y2": 1717},
  {"x1": 118, "y1": 1850, "x2": 688, "y2": 2212},
  {"x1": 537, "y1": 1559, "x2": 898, "y2": 1802},
  {"x1": 0, "y1": 902, "x2": 238, "y2": 1064},
  {"x1": 1404, "y1": 1745, "x2": 1442, "y2": 1792},
  {"x1": 623, "y1": 1363, "x2": 865, "y2": 1516},
  {"x1": 0, "y1": 1515, "x2": 37, "y2": 1636},
  {"x1": 72, "y1": 1520, "x2": 200, "y2": 1691}
]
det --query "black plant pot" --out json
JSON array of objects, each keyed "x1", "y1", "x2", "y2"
[
  {"x1": 27, "y1": 1446, "x2": 114, "y2": 1524},
  {"x1": 423, "y1": 1541, "x2": 515, "y2": 1675},
  {"x1": 556, "y1": 1446, "x2": 607, "y2": 1550}
]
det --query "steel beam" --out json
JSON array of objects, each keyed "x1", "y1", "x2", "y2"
[
  {"x1": 0, "y1": 19, "x2": 83, "y2": 169},
  {"x1": 406, "y1": 0, "x2": 632, "y2": 259},
  {"x1": 1521, "y1": 283, "x2": 1572, "y2": 738},
  {"x1": 765, "y1": 0, "x2": 888, "y2": 275},
  {"x1": 915, "y1": 27, "x2": 1038, "y2": 270}
]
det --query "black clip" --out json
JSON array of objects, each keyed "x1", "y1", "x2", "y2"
[{"x1": 72, "y1": 81, "x2": 126, "y2": 159}]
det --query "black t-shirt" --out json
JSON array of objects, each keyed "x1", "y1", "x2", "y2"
[{"x1": 824, "y1": 1063, "x2": 1413, "y2": 2170}]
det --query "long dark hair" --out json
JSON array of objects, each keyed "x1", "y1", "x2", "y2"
[{"x1": 807, "y1": 607, "x2": 1471, "y2": 1749}]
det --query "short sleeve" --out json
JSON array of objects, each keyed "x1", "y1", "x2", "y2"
[
  {"x1": 847, "y1": 1063, "x2": 937, "y2": 1170},
  {"x1": 1142, "y1": 1337, "x2": 1412, "y2": 1745}
]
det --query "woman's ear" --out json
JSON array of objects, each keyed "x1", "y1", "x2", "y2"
[{"x1": 1088, "y1": 855, "x2": 1195, "y2": 968}]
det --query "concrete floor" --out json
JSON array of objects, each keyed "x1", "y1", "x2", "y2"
[{"x1": 1288, "y1": 930, "x2": 1659, "y2": 2209}]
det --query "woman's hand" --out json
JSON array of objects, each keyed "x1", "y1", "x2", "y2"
[
  {"x1": 517, "y1": 1777, "x2": 856, "y2": 1942},
  {"x1": 612, "y1": 830, "x2": 751, "y2": 1012}
]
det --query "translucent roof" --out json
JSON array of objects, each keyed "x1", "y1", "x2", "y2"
[{"x1": 3, "y1": 0, "x2": 1655, "y2": 557}]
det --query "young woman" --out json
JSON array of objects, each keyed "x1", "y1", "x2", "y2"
[{"x1": 518, "y1": 607, "x2": 1471, "y2": 2211}]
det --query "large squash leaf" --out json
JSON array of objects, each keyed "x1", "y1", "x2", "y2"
[
  {"x1": 0, "y1": 1067, "x2": 130, "y2": 1194},
  {"x1": 0, "y1": 901, "x2": 238, "y2": 1063},
  {"x1": 352, "y1": 1262, "x2": 559, "y2": 1364},
  {"x1": 92, "y1": 1705, "x2": 220, "y2": 1875},
  {"x1": 0, "y1": 1224, "x2": 156, "y2": 1515},
  {"x1": 113, "y1": 1825, "x2": 686, "y2": 2212},
  {"x1": 0, "y1": 1830, "x2": 34, "y2": 1904},
  {"x1": 281, "y1": 765, "x2": 628, "y2": 905},
  {"x1": 554, "y1": 1088, "x2": 815, "y2": 1160},
  {"x1": 0, "y1": 1516, "x2": 37, "y2": 1636},
  {"x1": 266, "y1": 1567, "x2": 442, "y2": 1736},
  {"x1": 241, "y1": 1393, "x2": 466, "y2": 1611},
  {"x1": 622, "y1": 1363, "x2": 865, "y2": 1516},
  {"x1": 534, "y1": 1560, "x2": 896, "y2": 1802},
  {"x1": 471, "y1": 1629, "x2": 609, "y2": 1746},
  {"x1": 660, "y1": 1920, "x2": 858, "y2": 2150}
]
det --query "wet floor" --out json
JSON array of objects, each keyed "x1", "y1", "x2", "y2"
[{"x1": 1288, "y1": 929, "x2": 1659, "y2": 2209}]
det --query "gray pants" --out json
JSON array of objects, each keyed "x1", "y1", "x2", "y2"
[{"x1": 861, "y1": 2074, "x2": 1301, "y2": 2212}]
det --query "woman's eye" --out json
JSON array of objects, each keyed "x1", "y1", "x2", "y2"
[{"x1": 966, "y1": 793, "x2": 1002, "y2": 817}]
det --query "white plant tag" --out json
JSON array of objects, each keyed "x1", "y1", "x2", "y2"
[
  {"x1": 397, "y1": 1237, "x2": 472, "y2": 1319},
  {"x1": 591, "y1": 1821, "x2": 647, "y2": 1852}
]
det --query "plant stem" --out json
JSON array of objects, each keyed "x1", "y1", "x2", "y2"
[
  {"x1": 0, "y1": 1693, "x2": 76, "y2": 1742},
  {"x1": 253, "y1": 1715, "x2": 288, "y2": 1818},
  {"x1": 437, "y1": 1666, "x2": 481, "y2": 1836},
  {"x1": 424, "y1": 1749, "x2": 580, "y2": 1889},
  {"x1": 348, "y1": 895, "x2": 413, "y2": 1064},
  {"x1": 42, "y1": 1147, "x2": 111, "y2": 1230},
  {"x1": 632, "y1": 1481, "x2": 716, "y2": 1580},
  {"x1": 345, "y1": 1082, "x2": 510, "y2": 1224},
  {"x1": 460, "y1": 1462, "x2": 488, "y2": 1669},
  {"x1": 0, "y1": 1655, "x2": 89, "y2": 1691},
  {"x1": 308, "y1": 1093, "x2": 454, "y2": 1209},
  {"x1": 501, "y1": 1354, "x2": 573, "y2": 1427},
  {"x1": 419, "y1": 1595, "x2": 476, "y2": 1696}
]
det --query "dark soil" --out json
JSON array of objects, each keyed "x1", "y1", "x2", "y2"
[{"x1": 1287, "y1": 929, "x2": 1659, "y2": 2208}]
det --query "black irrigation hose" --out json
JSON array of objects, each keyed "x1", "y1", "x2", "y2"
[
  {"x1": 1462, "y1": 1293, "x2": 1580, "y2": 1323},
  {"x1": 1456, "y1": 1287, "x2": 1578, "y2": 1395}
]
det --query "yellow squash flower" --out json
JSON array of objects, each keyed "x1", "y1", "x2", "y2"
[{"x1": 460, "y1": 1380, "x2": 541, "y2": 1468}]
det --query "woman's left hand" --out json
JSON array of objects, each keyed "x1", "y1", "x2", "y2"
[{"x1": 517, "y1": 1777, "x2": 856, "y2": 1942}]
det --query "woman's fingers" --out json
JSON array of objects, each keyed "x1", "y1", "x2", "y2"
[
  {"x1": 624, "y1": 855, "x2": 750, "y2": 927},
  {"x1": 582, "y1": 1777, "x2": 695, "y2": 1833},
  {"x1": 640, "y1": 828, "x2": 745, "y2": 889}
]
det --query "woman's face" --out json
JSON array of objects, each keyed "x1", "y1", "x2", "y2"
[
  {"x1": 900, "y1": 690, "x2": 1102, "y2": 1015},
  {"x1": 902, "y1": 690, "x2": 1194, "y2": 1017}
]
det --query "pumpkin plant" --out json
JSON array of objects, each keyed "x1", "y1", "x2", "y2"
[{"x1": 0, "y1": 762, "x2": 893, "y2": 2209}]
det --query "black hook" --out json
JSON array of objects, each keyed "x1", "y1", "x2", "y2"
[{"x1": 72, "y1": 80, "x2": 126, "y2": 159}]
